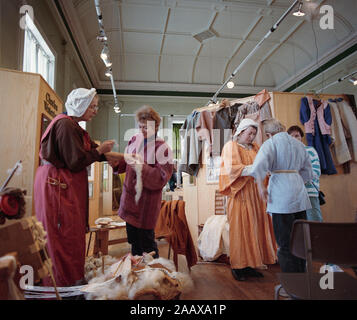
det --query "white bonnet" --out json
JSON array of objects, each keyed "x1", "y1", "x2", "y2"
[
  {"x1": 234, "y1": 118, "x2": 259, "y2": 138},
  {"x1": 65, "y1": 88, "x2": 97, "y2": 117}
]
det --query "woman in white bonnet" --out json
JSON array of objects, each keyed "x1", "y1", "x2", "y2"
[
  {"x1": 219, "y1": 118, "x2": 277, "y2": 281},
  {"x1": 34, "y1": 88, "x2": 120, "y2": 287}
]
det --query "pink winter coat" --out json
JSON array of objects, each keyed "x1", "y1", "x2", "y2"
[{"x1": 115, "y1": 133, "x2": 173, "y2": 230}]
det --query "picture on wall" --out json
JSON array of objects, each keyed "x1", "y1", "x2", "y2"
[{"x1": 206, "y1": 156, "x2": 221, "y2": 184}]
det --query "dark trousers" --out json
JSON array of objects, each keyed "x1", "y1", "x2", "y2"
[
  {"x1": 126, "y1": 222, "x2": 159, "y2": 258},
  {"x1": 272, "y1": 211, "x2": 306, "y2": 273}
]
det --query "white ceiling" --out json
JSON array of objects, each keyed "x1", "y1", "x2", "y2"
[{"x1": 58, "y1": 0, "x2": 357, "y2": 95}]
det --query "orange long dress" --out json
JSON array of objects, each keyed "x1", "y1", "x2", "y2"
[{"x1": 219, "y1": 140, "x2": 277, "y2": 269}]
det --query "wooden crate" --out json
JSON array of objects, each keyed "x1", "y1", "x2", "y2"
[{"x1": 0, "y1": 217, "x2": 51, "y2": 282}]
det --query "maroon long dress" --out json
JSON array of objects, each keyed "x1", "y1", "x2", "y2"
[{"x1": 34, "y1": 114, "x2": 105, "y2": 287}]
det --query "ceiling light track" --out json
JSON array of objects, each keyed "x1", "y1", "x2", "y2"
[
  {"x1": 315, "y1": 69, "x2": 357, "y2": 93},
  {"x1": 94, "y1": 0, "x2": 121, "y2": 114}
]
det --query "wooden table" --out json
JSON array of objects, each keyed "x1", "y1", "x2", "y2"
[{"x1": 87, "y1": 224, "x2": 127, "y2": 256}]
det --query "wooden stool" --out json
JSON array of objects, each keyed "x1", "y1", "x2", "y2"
[{"x1": 87, "y1": 224, "x2": 127, "y2": 256}]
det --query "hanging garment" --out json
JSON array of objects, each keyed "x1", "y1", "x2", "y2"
[
  {"x1": 328, "y1": 98, "x2": 352, "y2": 165},
  {"x1": 249, "y1": 132, "x2": 313, "y2": 214},
  {"x1": 214, "y1": 103, "x2": 242, "y2": 155},
  {"x1": 155, "y1": 200, "x2": 197, "y2": 271},
  {"x1": 300, "y1": 96, "x2": 337, "y2": 175},
  {"x1": 234, "y1": 101, "x2": 260, "y2": 125},
  {"x1": 196, "y1": 110, "x2": 216, "y2": 156},
  {"x1": 336, "y1": 99, "x2": 357, "y2": 162},
  {"x1": 343, "y1": 94, "x2": 357, "y2": 120},
  {"x1": 219, "y1": 141, "x2": 277, "y2": 269},
  {"x1": 34, "y1": 114, "x2": 105, "y2": 287},
  {"x1": 304, "y1": 146, "x2": 321, "y2": 197},
  {"x1": 254, "y1": 89, "x2": 273, "y2": 122},
  {"x1": 179, "y1": 111, "x2": 202, "y2": 176},
  {"x1": 254, "y1": 89, "x2": 271, "y2": 107},
  {"x1": 197, "y1": 215, "x2": 230, "y2": 262}
]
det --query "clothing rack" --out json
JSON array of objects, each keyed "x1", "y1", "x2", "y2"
[{"x1": 194, "y1": 90, "x2": 270, "y2": 113}]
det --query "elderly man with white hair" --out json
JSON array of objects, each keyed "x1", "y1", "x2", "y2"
[
  {"x1": 34, "y1": 88, "x2": 122, "y2": 287},
  {"x1": 248, "y1": 119, "x2": 313, "y2": 275}
]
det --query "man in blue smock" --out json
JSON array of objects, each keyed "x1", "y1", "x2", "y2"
[{"x1": 248, "y1": 119, "x2": 313, "y2": 274}]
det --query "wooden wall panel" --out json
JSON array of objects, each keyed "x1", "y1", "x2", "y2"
[
  {"x1": 0, "y1": 68, "x2": 63, "y2": 218},
  {"x1": 0, "y1": 70, "x2": 39, "y2": 203}
]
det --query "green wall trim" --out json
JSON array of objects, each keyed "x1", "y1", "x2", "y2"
[
  {"x1": 53, "y1": 0, "x2": 94, "y2": 87},
  {"x1": 97, "y1": 89, "x2": 254, "y2": 98},
  {"x1": 284, "y1": 43, "x2": 357, "y2": 92}
]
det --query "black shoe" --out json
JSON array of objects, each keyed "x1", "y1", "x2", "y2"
[
  {"x1": 231, "y1": 269, "x2": 246, "y2": 281},
  {"x1": 243, "y1": 267, "x2": 264, "y2": 278}
]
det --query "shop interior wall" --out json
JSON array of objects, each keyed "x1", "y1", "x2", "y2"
[{"x1": 0, "y1": 0, "x2": 88, "y2": 102}]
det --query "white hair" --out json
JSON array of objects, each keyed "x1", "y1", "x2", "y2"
[{"x1": 262, "y1": 119, "x2": 285, "y2": 135}]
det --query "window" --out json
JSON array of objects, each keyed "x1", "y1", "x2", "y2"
[
  {"x1": 172, "y1": 123, "x2": 182, "y2": 160},
  {"x1": 167, "y1": 116, "x2": 186, "y2": 160},
  {"x1": 23, "y1": 13, "x2": 55, "y2": 88}
]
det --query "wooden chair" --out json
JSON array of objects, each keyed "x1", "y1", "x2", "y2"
[{"x1": 275, "y1": 220, "x2": 357, "y2": 300}]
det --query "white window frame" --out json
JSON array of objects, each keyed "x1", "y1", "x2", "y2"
[{"x1": 23, "y1": 13, "x2": 56, "y2": 89}]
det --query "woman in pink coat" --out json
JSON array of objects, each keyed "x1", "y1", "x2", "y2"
[{"x1": 111, "y1": 106, "x2": 173, "y2": 258}]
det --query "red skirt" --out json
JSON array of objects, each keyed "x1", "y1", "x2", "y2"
[{"x1": 34, "y1": 164, "x2": 88, "y2": 287}]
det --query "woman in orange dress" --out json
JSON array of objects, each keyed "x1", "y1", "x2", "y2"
[{"x1": 219, "y1": 118, "x2": 277, "y2": 281}]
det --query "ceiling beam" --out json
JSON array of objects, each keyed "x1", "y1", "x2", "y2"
[
  {"x1": 282, "y1": 40, "x2": 357, "y2": 92},
  {"x1": 158, "y1": 7, "x2": 172, "y2": 82},
  {"x1": 222, "y1": 15, "x2": 263, "y2": 82},
  {"x1": 113, "y1": 1, "x2": 126, "y2": 81},
  {"x1": 252, "y1": 20, "x2": 305, "y2": 86},
  {"x1": 58, "y1": 0, "x2": 101, "y2": 87},
  {"x1": 191, "y1": 10, "x2": 220, "y2": 83}
]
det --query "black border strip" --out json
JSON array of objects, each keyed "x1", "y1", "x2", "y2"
[
  {"x1": 284, "y1": 43, "x2": 357, "y2": 92},
  {"x1": 53, "y1": 0, "x2": 94, "y2": 87}
]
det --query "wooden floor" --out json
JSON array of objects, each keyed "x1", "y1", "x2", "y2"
[
  {"x1": 86, "y1": 232, "x2": 282, "y2": 300},
  {"x1": 86, "y1": 227, "x2": 357, "y2": 300}
]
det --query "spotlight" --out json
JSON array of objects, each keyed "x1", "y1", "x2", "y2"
[
  {"x1": 104, "y1": 59, "x2": 112, "y2": 67},
  {"x1": 97, "y1": 31, "x2": 108, "y2": 42},
  {"x1": 114, "y1": 105, "x2": 121, "y2": 113},
  {"x1": 349, "y1": 77, "x2": 357, "y2": 85},
  {"x1": 293, "y1": 2, "x2": 305, "y2": 17},
  {"x1": 100, "y1": 45, "x2": 109, "y2": 60},
  {"x1": 105, "y1": 68, "x2": 112, "y2": 77},
  {"x1": 227, "y1": 81, "x2": 235, "y2": 89}
]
